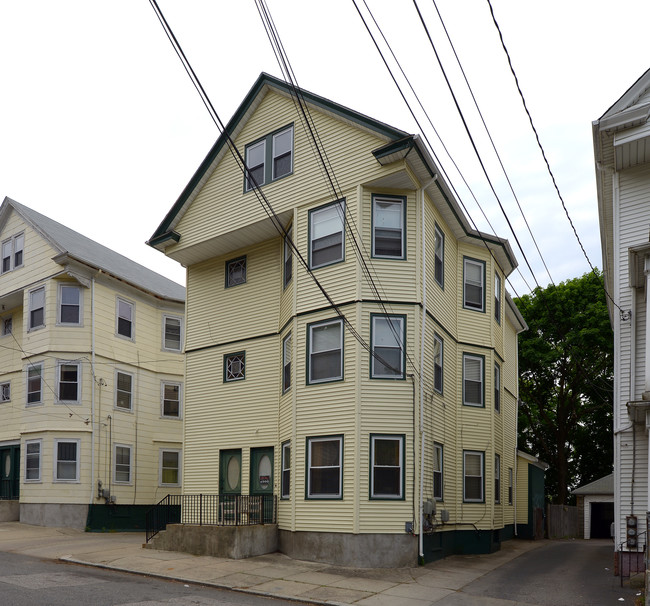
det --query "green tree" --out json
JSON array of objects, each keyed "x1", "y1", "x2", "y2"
[{"x1": 514, "y1": 270, "x2": 613, "y2": 505}]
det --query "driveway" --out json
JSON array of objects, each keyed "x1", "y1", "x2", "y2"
[{"x1": 438, "y1": 539, "x2": 640, "y2": 606}]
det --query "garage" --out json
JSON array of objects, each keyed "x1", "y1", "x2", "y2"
[{"x1": 572, "y1": 474, "x2": 614, "y2": 540}]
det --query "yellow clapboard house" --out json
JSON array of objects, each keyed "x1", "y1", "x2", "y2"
[
  {"x1": 149, "y1": 73, "x2": 526, "y2": 566},
  {"x1": 0, "y1": 198, "x2": 184, "y2": 530}
]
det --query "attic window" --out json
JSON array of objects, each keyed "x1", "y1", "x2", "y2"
[
  {"x1": 1, "y1": 233, "x2": 24, "y2": 274},
  {"x1": 244, "y1": 125, "x2": 293, "y2": 191}
]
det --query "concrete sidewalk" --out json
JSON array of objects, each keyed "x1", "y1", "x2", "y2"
[{"x1": 0, "y1": 521, "x2": 543, "y2": 605}]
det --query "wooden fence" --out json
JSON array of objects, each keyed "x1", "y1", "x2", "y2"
[{"x1": 546, "y1": 504, "x2": 579, "y2": 539}]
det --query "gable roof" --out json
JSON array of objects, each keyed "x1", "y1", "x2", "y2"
[
  {"x1": 0, "y1": 197, "x2": 185, "y2": 302},
  {"x1": 148, "y1": 72, "x2": 518, "y2": 277},
  {"x1": 593, "y1": 68, "x2": 650, "y2": 319},
  {"x1": 571, "y1": 473, "x2": 613, "y2": 496}
]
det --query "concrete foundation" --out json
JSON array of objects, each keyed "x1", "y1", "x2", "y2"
[
  {"x1": 147, "y1": 523, "x2": 278, "y2": 559},
  {"x1": 0, "y1": 500, "x2": 19, "y2": 522},
  {"x1": 20, "y1": 503, "x2": 89, "y2": 530},
  {"x1": 278, "y1": 529, "x2": 417, "y2": 568}
]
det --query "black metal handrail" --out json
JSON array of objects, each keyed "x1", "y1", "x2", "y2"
[
  {"x1": 615, "y1": 530, "x2": 647, "y2": 587},
  {"x1": 145, "y1": 494, "x2": 277, "y2": 543}
]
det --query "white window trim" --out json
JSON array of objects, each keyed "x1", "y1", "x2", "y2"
[
  {"x1": 116, "y1": 297, "x2": 135, "y2": 341},
  {"x1": 25, "y1": 439, "x2": 42, "y2": 482},
  {"x1": 56, "y1": 360, "x2": 81, "y2": 404},
  {"x1": 463, "y1": 450, "x2": 484, "y2": 503},
  {"x1": 162, "y1": 314, "x2": 183, "y2": 352},
  {"x1": 161, "y1": 381, "x2": 182, "y2": 419},
  {"x1": 281, "y1": 441, "x2": 291, "y2": 499},
  {"x1": 0, "y1": 381, "x2": 10, "y2": 403},
  {"x1": 308, "y1": 318, "x2": 343, "y2": 384},
  {"x1": 115, "y1": 369, "x2": 134, "y2": 412},
  {"x1": 463, "y1": 354, "x2": 484, "y2": 407},
  {"x1": 307, "y1": 435, "x2": 343, "y2": 499},
  {"x1": 113, "y1": 443, "x2": 132, "y2": 485},
  {"x1": 28, "y1": 285, "x2": 46, "y2": 331},
  {"x1": 370, "y1": 434, "x2": 404, "y2": 499},
  {"x1": 159, "y1": 448, "x2": 182, "y2": 487},
  {"x1": 54, "y1": 438, "x2": 81, "y2": 483},
  {"x1": 57, "y1": 283, "x2": 83, "y2": 326},
  {"x1": 26, "y1": 361, "x2": 44, "y2": 406}
]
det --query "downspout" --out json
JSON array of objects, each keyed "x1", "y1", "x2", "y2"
[
  {"x1": 514, "y1": 401, "x2": 519, "y2": 536},
  {"x1": 90, "y1": 277, "x2": 96, "y2": 505},
  {"x1": 419, "y1": 177, "x2": 437, "y2": 563}
]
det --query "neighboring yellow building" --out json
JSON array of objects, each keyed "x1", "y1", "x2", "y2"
[
  {"x1": 149, "y1": 74, "x2": 526, "y2": 566},
  {"x1": 0, "y1": 198, "x2": 185, "y2": 530}
]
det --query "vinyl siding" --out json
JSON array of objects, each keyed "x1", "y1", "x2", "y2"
[{"x1": 0, "y1": 212, "x2": 184, "y2": 508}]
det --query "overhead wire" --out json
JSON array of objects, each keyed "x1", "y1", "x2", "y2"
[
  {"x1": 148, "y1": 0, "x2": 403, "y2": 379},
  {"x1": 253, "y1": 0, "x2": 426, "y2": 385}
]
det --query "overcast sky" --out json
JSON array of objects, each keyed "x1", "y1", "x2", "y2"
[{"x1": 1, "y1": 1, "x2": 648, "y2": 296}]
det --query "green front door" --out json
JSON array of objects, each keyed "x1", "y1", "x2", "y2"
[
  {"x1": 0, "y1": 445, "x2": 19, "y2": 499},
  {"x1": 250, "y1": 447, "x2": 273, "y2": 523},
  {"x1": 219, "y1": 449, "x2": 242, "y2": 495}
]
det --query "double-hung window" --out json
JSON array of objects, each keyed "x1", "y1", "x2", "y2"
[
  {"x1": 2, "y1": 317, "x2": 11, "y2": 336},
  {"x1": 272, "y1": 127, "x2": 293, "y2": 180},
  {"x1": 434, "y1": 225, "x2": 444, "y2": 287},
  {"x1": 59, "y1": 285, "x2": 81, "y2": 325},
  {"x1": 25, "y1": 440, "x2": 41, "y2": 481},
  {"x1": 494, "y1": 362, "x2": 501, "y2": 412},
  {"x1": 307, "y1": 435, "x2": 343, "y2": 499},
  {"x1": 55, "y1": 439, "x2": 80, "y2": 482},
  {"x1": 284, "y1": 227, "x2": 293, "y2": 288},
  {"x1": 508, "y1": 468, "x2": 513, "y2": 505},
  {"x1": 463, "y1": 257, "x2": 485, "y2": 311},
  {"x1": 463, "y1": 450, "x2": 484, "y2": 502},
  {"x1": 114, "y1": 444, "x2": 132, "y2": 483},
  {"x1": 117, "y1": 298, "x2": 134, "y2": 340},
  {"x1": 29, "y1": 286, "x2": 45, "y2": 330},
  {"x1": 433, "y1": 443, "x2": 443, "y2": 500},
  {"x1": 0, "y1": 381, "x2": 10, "y2": 402},
  {"x1": 310, "y1": 201, "x2": 345, "y2": 269},
  {"x1": 494, "y1": 454, "x2": 501, "y2": 504},
  {"x1": 224, "y1": 352, "x2": 245, "y2": 382},
  {"x1": 160, "y1": 449, "x2": 181, "y2": 486},
  {"x1": 282, "y1": 333, "x2": 292, "y2": 392},
  {"x1": 433, "y1": 334, "x2": 443, "y2": 394},
  {"x1": 116, "y1": 371, "x2": 133, "y2": 410},
  {"x1": 371, "y1": 314, "x2": 405, "y2": 379},
  {"x1": 245, "y1": 125, "x2": 293, "y2": 191},
  {"x1": 27, "y1": 362, "x2": 43, "y2": 405},
  {"x1": 308, "y1": 319, "x2": 343, "y2": 384},
  {"x1": 494, "y1": 272, "x2": 501, "y2": 323},
  {"x1": 162, "y1": 381, "x2": 181, "y2": 418},
  {"x1": 463, "y1": 354, "x2": 484, "y2": 407},
  {"x1": 1, "y1": 233, "x2": 23, "y2": 274},
  {"x1": 372, "y1": 195, "x2": 405, "y2": 258},
  {"x1": 281, "y1": 441, "x2": 291, "y2": 499},
  {"x1": 57, "y1": 361, "x2": 80, "y2": 403},
  {"x1": 370, "y1": 434, "x2": 404, "y2": 499},
  {"x1": 163, "y1": 315, "x2": 182, "y2": 351}
]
